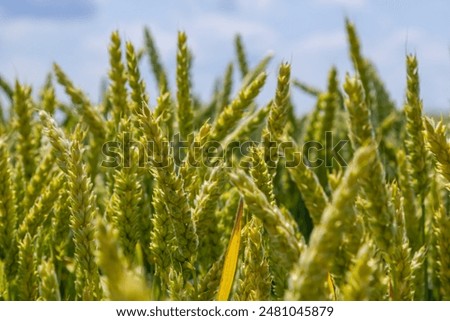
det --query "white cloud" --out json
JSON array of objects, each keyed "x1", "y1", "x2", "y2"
[
  {"x1": 0, "y1": 55, "x2": 49, "y2": 85},
  {"x1": 0, "y1": 0, "x2": 447, "y2": 111},
  {"x1": 315, "y1": 0, "x2": 367, "y2": 8},
  {"x1": 235, "y1": 0, "x2": 275, "y2": 12},
  {"x1": 186, "y1": 12, "x2": 278, "y2": 62},
  {"x1": 364, "y1": 26, "x2": 450, "y2": 109},
  {"x1": 189, "y1": 12, "x2": 276, "y2": 40},
  {"x1": 295, "y1": 30, "x2": 346, "y2": 53},
  {"x1": 369, "y1": 27, "x2": 449, "y2": 67}
]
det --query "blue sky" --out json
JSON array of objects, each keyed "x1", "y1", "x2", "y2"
[{"x1": 0, "y1": 0, "x2": 449, "y2": 113}]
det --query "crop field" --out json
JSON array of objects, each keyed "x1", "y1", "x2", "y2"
[{"x1": 0, "y1": 20, "x2": 449, "y2": 301}]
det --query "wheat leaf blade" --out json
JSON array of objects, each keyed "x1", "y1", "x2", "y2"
[{"x1": 217, "y1": 199, "x2": 244, "y2": 301}]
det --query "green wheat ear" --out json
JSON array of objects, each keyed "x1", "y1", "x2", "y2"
[
  {"x1": 425, "y1": 118, "x2": 450, "y2": 186},
  {"x1": 268, "y1": 62, "x2": 291, "y2": 140},
  {"x1": 193, "y1": 167, "x2": 227, "y2": 272},
  {"x1": 136, "y1": 103, "x2": 197, "y2": 297},
  {"x1": 211, "y1": 71, "x2": 267, "y2": 142},
  {"x1": 107, "y1": 140, "x2": 142, "y2": 262},
  {"x1": 0, "y1": 138, "x2": 18, "y2": 291},
  {"x1": 107, "y1": 31, "x2": 128, "y2": 129},
  {"x1": 404, "y1": 54, "x2": 430, "y2": 199},
  {"x1": 235, "y1": 216, "x2": 272, "y2": 301},
  {"x1": 96, "y1": 217, "x2": 151, "y2": 300},
  {"x1": 397, "y1": 150, "x2": 420, "y2": 251},
  {"x1": 343, "y1": 74, "x2": 374, "y2": 149},
  {"x1": 144, "y1": 27, "x2": 170, "y2": 92},
  {"x1": 16, "y1": 233, "x2": 39, "y2": 300},
  {"x1": 218, "y1": 63, "x2": 234, "y2": 113},
  {"x1": 126, "y1": 41, "x2": 149, "y2": 114},
  {"x1": 345, "y1": 19, "x2": 374, "y2": 122},
  {"x1": 38, "y1": 258, "x2": 61, "y2": 301},
  {"x1": 176, "y1": 31, "x2": 194, "y2": 139},
  {"x1": 434, "y1": 204, "x2": 450, "y2": 299},
  {"x1": 230, "y1": 169, "x2": 303, "y2": 270},
  {"x1": 67, "y1": 126, "x2": 102, "y2": 300},
  {"x1": 286, "y1": 145, "x2": 378, "y2": 300},
  {"x1": 13, "y1": 82, "x2": 37, "y2": 179},
  {"x1": 281, "y1": 139, "x2": 329, "y2": 226},
  {"x1": 341, "y1": 241, "x2": 387, "y2": 300},
  {"x1": 235, "y1": 34, "x2": 249, "y2": 78}
]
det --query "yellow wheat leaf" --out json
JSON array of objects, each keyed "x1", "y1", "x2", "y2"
[{"x1": 217, "y1": 199, "x2": 244, "y2": 301}]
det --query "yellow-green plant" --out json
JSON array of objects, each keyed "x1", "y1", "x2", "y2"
[{"x1": 0, "y1": 21, "x2": 448, "y2": 301}]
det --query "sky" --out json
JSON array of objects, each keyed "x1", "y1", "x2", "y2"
[{"x1": 0, "y1": 0, "x2": 449, "y2": 114}]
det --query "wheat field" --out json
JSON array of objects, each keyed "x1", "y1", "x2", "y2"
[{"x1": 0, "y1": 20, "x2": 449, "y2": 301}]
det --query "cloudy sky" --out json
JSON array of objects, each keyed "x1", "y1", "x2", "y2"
[{"x1": 0, "y1": 0, "x2": 449, "y2": 113}]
